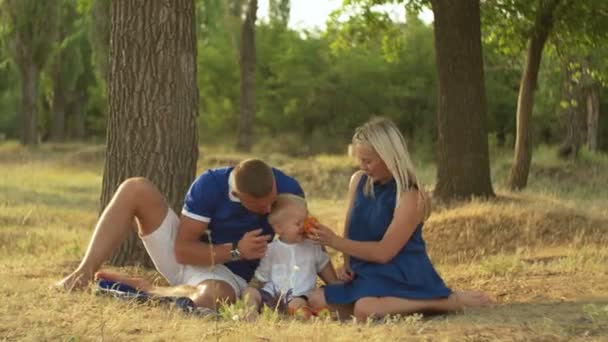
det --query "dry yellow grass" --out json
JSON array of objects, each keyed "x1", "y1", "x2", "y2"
[{"x1": 0, "y1": 142, "x2": 607, "y2": 341}]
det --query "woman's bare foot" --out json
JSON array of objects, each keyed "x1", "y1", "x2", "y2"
[
  {"x1": 94, "y1": 270, "x2": 153, "y2": 293},
  {"x1": 449, "y1": 291, "x2": 496, "y2": 311},
  {"x1": 54, "y1": 270, "x2": 92, "y2": 291}
]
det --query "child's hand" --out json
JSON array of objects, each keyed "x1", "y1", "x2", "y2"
[{"x1": 336, "y1": 265, "x2": 355, "y2": 282}]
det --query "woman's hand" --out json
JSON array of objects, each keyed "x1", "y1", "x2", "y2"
[
  {"x1": 309, "y1": 221, "x2": 339, "y2": 248},
  {"x1": 336, "y1": 264, "x2": 355, "y2": 282}
]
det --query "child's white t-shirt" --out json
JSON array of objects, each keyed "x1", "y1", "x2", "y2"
[{"x1": 254, "y1": 239, "x2": 329, "y2": 298}]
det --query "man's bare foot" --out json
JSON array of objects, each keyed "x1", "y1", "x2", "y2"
[
  {"x1": 54, "y1": 270, "x2": 92, "y2": 291},
  {"x1": 94, "y1": 270, "x2": 153, "y2": 293},
  {"x1": 449, "y1": 291, "x2": 496, "y2": 311}
]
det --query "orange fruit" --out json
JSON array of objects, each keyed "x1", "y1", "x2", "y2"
[{"x1": 303, "y1": 216, "x2": 318, "y2": 236}]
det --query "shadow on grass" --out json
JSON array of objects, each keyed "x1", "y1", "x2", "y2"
[{"x1": 429, "y1": 299, "x2": 608, "y2": 338}]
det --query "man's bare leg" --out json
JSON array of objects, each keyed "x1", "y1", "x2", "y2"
[
  {"x1": 94, "y1": 270, "x2": 198, "y2": 298},
  {"x1": 55, "y1": 178, "x2": 169, "y2": 291},
  {"x1": 95, "y1": 271, "x2": 238, "y2": 314},
  {"x1": 190, "y1": 280, "x2": 237, "y2": 310}
]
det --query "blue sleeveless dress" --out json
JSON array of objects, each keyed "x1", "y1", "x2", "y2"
[{"x1": 324, "y1": 175, "x2": 452, "y2": 304}]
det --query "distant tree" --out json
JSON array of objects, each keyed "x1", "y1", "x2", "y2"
[
  {"x1": 47, "y1": 1, "x2": 83, "y2": 142},
  {"x1": 483, "y1": 0, "x2": 608, "y2": 188},
  {"x1": 429, "y1": 0, "x2": 495, "y2": 201},
  {"x1": 555, "y1": 46, "x2": 585, "y2": 159},
  {"x1": 269, "y1": 0, "x2": 290, "y2": 27},
  {"x1": 506, "y1": 0, "x2": 561, "y2": 189},
  {"x1": 236, "y1": 0, "x2": 258, "y2": 151},
  {"x1": 82, "y1": 0, "x2": 111, "y2": 140},
  {"x1": 104, "y1": 0, "x2": 199, "y2": 266},
  {"x1": 585, "y1": 79, "x2": 601, "y2": 151},
  {"x1": 1, "y1": 0, "x2": 60, "y2": 145}
]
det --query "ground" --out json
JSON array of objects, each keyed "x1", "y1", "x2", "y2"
[{"x1": 0, "y1": 143, "x2": 606, "y2": 341}]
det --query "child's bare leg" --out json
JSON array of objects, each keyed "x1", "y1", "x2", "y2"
[
  {"x1": 353, "y1": 291, "x2": 495, "y2": 322},
  {"x1": 288, "y1": 297, "x2": 307, "y2": 311},
  {"x1": 242, "y1": 287, "x2": 262, "y2": 321},
  {"x1": 287, "y1": 297, "x2": 312, "y2": 318},
  {"x1": 308, "y1": 288, "x2": 354, "y2": 320}
]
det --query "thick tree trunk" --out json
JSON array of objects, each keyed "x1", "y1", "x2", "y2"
[
  {"x1": 586, "y1": 85, "x2": 600, "y2": 151},
  {"x1": 236, "y1": 0, "x2": 257, "y2": 152},
  {"x1": 430, "y1": 0, "x2": 494, "y2": 201},
  {"x1": 105, "y1": 0, "x2": 199, "y2": 267},
  {"x1": 20, "y1": 64, "x2": 39, "y2": 146},
  {"x1": 507, "y1": 0, "x2": 561, "y2": 190}
]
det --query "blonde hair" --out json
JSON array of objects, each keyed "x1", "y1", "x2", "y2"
[
  {"x1": 231, "y1": 159, "x2": 275, "y2": 197},
  {"x1": 268, "y1": 194, "x2": 307, "y2": 226},
  {"x1": 352, "y1": 117, "x2": 431, "y2": 220}
]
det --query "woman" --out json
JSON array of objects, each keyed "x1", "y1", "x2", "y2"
[{"x1": 309, "y1": 117, "x2": 494, "y2": 321}]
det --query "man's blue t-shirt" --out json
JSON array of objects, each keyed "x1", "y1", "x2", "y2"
[{"x1": 181, "y1": 166, "x2": 304, "y2": 282}]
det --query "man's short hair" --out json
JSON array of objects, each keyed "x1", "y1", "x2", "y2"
[{"x1": 233, "y1": 159, "x2": 275, "y2": 198}]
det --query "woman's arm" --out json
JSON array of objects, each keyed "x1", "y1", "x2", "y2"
[
  {"x1": 313, "y1": 189, "x2": 426, "y2": 264},
  {"x1": 340, "y1": 171, "x2": 364, "y2": 268}
]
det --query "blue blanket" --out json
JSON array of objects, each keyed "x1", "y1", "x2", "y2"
[{"x1": 96, "y1": 279, "x2": 213, "y2": 316}]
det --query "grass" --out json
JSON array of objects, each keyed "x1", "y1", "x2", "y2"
[{"x1": 0, "y1": 142, "x2": 607, "y2": 341}]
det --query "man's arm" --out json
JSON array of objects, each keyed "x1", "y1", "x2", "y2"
[
  {"x1": 174, "y1": 216, "x2": 271, "y2": 266},
  {"x1": 174, "y1": 216, "x2": 232, "y2": 266}
]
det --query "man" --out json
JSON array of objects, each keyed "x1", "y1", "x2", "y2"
[{"x1": 56, "y1": 159, "x2": 303, "y2": 309}]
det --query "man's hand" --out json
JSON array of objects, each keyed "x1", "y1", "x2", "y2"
[{"x1": 237, "y1": 229, "x2": 271, "y2": 260}]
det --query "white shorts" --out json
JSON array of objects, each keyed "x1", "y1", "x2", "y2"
[{"x1": 141, "y1": 209, "x2": 248, "y2": 297}]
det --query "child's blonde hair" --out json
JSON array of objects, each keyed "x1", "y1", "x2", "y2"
[
  {"x1": 352, "y1": 117, "x2": 431, "y2": 221},
  {"x1": 268, "y1": 194, "x2": 307, "y2": 226}
]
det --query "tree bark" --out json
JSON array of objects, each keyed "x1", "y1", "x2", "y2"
[
  {"x1": 236, "y1": 0, "x2": 257, "y2": 152},
  {"x1": 20, "y1": 64, "x2": 39, "y2": 146},
  {"x1": 70, "y1": 98, "x2": 87, "y2": 140},
  {"x1": 558, "y1": 62, "x2": 585, "y2": 159},
  {"x1": 586, "y1": 84, "x2": 600, "y2": 151},
  {"x1": 104, "y1": 0, "x2": 199, "y2": 267},
  {"x1": 430, "y1": 0, "x2": 494, "y2": 201},
  {"x1": 50, "y1": 61, "x2": 66, "y2": 142},
  {"x1": 507, "y1": 0, "x2": 561, "y2": 190}
]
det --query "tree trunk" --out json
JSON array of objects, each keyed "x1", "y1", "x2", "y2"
[
  {"x1": 50, "y1": 66, "x2": 66, "y2": 142},
  {"x1": 558, "y1": 63, "x2": 585, "y2": 159},
  {"x1": 20, "y1": 63, "x2": 39, "y2": 146},
  {"x1": 236, "y1": 0, "x2": 257, "y2": 152},
  {"x1": 104, "y1": 0, "x2": 199, "y2": 267},
  {"x1": 70, "y1": 99, "x2": 87, "y2": 140},
  {"x1": 507, "y1": 0, "x2": 561, "y2": 190},
  {"x1": 430, "y1": 0, "x2": 494, "y2": 201},
  {"x1": 586, "y1": 84, "x2": 600, "y2": 151}
]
